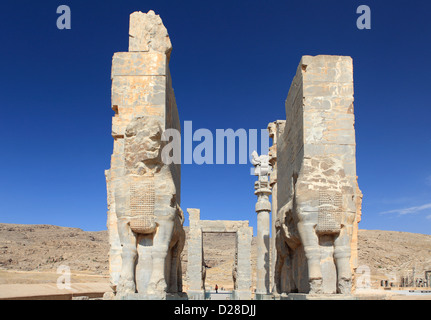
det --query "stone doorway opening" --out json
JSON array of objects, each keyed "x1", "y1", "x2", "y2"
[
  {"x1": 203, "y1": 232, "x2": 236, "y2": 293},
  {"x1": 186, "y1": 208, "x2": 253, "y2": 300}
]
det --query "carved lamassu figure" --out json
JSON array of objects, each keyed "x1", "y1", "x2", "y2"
[
  {"x1": 276, "y1": 157, "x2": 359, "y2": 294},
  {"x1": 113, "y1": 116, "x2": 185, "y2": 298},
  {"x1": 275, "y1": 55, "x2": 361, "y2": 295}
]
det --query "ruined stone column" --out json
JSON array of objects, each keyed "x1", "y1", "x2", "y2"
[{"x1": 251, "y1": 151, "x2": 272, "y2": 298}]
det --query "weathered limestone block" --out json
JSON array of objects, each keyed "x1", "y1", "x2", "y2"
[
  {"x1": 112, "y1": 52, "x2": 167, "y2": 76},
  {"x1": 129, "y1": 10, "x2": 172, "y2": 59},
  {"x1": 186, "y1": 208, "x2": 205, "y2": 300},
  {"x1": 199, "y1": 220, "x2": 249, "y2": 232},
  {"x1": 275, "y1": 55, "x2": 362, "y2": 295},
  {"x1": 105, "y1": 11, "x2": 184, "y2": 300}
]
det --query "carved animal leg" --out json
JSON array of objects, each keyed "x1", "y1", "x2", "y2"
[
  {"x1": 107, "y1": 209, "x2": 122, "y2": 291},
  {"x1": 273, "y1": 231, "x2": 287, "y2": 294},
  {"x1": 165, "y1": 245, "x2": 173, "y2": 292},
  {"x1": 297, "y1": 220, "x2": 322, "y2": 293},
  {"x1": 334, "y1": 225, "x2": 352, "y2": 294},
  {"x1": 135, "y1": 234, "x2": 153, "y2": 293},
  {"x1": 117, "y1": 218, "x2": 137, "y2": 294},
  {"x1": 167, "y1": 242, "x2": 179, "y2": 293},
  {"x1": 176, "y1": 229, "x2": 185, "y2": 292},
  {"x1": 273, "y1": 252, "x2": 284, "y2": 294},
  {"x1": 286, "y1": 252, "x2": 297, "y2": 293},
  {"x1": 168, "y1": 223, "x2": 185, "y2": 293},
  {"x1": 177, "y1": 257, "x2": 183, "y2": 292},
  {"x1": 148, "y1": 216, "x2": 174, "y2": 295}
]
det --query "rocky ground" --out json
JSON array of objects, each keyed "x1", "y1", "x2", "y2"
[
  {"x1": 1, "y1": 223, "x2": 430, "y2": 289},
  {"x1": 357, "y1": 229, "x2": 431, "y2": 286},
  {"x1": 0, "y1": 224, "x2": 109, "y2": 276}
]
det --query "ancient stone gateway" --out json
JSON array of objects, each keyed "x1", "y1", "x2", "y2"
[
  {"x1": 273, "y1": 55, "x2": 362, "y2": 297},
  {"x1": 105, "y1": 11, "x2": 185, "y2": 300},
  {"x1": 104, "y1": 10, "x2": 363, "y2": 300},
  {"x1": 186, "y1": 209, "x2": 253, "y2": 300}
]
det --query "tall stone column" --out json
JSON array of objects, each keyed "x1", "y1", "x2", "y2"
[{"x1": 251, "y1": 151, "x2": 272, "y2": 298}]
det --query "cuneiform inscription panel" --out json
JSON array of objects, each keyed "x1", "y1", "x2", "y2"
[
  {"x1": 316, "y1": 191, "x2": 342, "y2": 235},
  {"x1": 129, "y1": 178, "x2": 156, "y2": 234}
]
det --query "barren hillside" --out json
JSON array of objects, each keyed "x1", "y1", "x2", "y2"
[
  {"x1": 1, "y1": 223, "x2": 430, "y2": 289},
  {"x1": 357, "y1": 229, "x2": 431, "y2": 285}
]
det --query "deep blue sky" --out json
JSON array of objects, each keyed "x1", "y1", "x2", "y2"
[{"x1": 0, "y1": 0, "x2": 430, "y2": 235}]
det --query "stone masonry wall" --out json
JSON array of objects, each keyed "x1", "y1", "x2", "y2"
[{"x1": 105, "y1": 11, "x2": 181, "y2": 291}]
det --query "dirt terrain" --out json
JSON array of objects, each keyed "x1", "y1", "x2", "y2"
[
  {"x1": 357, "y1": 229, "x2": 431, "y2": 286},
  {"x1": 1, "y1": 223, "x2": 430, "y2": 290}
]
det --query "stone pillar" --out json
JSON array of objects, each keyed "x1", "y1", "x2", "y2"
[
  {"x1": 186, "y1": 208, "x2": 205, "y2": 300},
  {"x1": 105, "y1": 10, "x2": 184, "y2": 300},
  {"x1": 251, "y1": 151, "x2": 272, "y2": 298},
  {"x1": 276, "y1": 55, "x2": 362, "y2": 296},
  {"x1": 233, "y1": 227, "x2": 253, "y2": 300},
  {"x1": 256, "y1": 206, "x2": 270, "y2": 295}
]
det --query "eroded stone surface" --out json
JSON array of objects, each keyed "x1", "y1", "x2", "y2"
[
  {"x1": 129, "y1": 10, "x2": 172, "y2": 59},
  {"x1": 274, "y1": 55, "x2": 362, "y2": 295},
  {"x1": 105, "y1": 11, "x2": 184, "y2": 300}
]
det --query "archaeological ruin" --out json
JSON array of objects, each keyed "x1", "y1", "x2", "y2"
[
  {"x1": 105, "y1": 10, "x2": 185, "y2": 300},
  {"x1": 272, "y1": 55, "x2": 362, "y2": 298},
  {"x1": 105, "y1": 11, "x2": 362, "y2": 300},
  {"x1": 186, "y1": 209, "x2": 253, "y2": 300}
]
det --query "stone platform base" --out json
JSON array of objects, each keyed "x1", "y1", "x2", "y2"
[
  {"x1": 232, "y1": 290, "x2": 252, "y2": 300},
  {"x1": 255, "y1": 293, "x2": 274, "y2": 300},
  {"x1": 287, "y1": 293, "x2": 358, "y2": 300},
  {"x1": 106, "y1": 292, "x2": 188, "y2": 300},
  {"x1": 187, "y1": 290, "x2": 205, "y2": 300},
  {"x1": 0, "y1": 283, "x2": 111, "y2": 300},
  {"x1": 187, "y1": 290, "x2": 251, "y2": 300}
]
